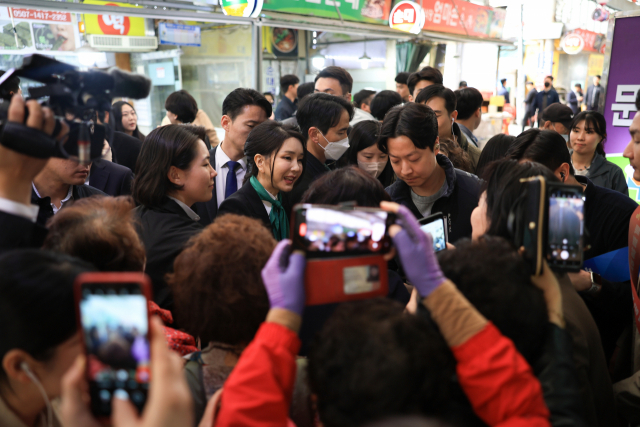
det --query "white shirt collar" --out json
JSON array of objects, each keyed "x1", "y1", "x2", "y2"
[
  {"x1": 217, "y1": 142, "x2": 247, "y2": 170},
  {"x1": 32, "y1": 183, "x2": 73, "y2": 214},
  {"x1": 167, "y1": 196, "x2": 200, "y2": 222}
]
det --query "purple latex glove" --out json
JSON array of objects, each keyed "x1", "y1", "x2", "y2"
[
  {"x1": 393, "y1": 205, "x2": 447, "y2": 298},
  {"x1": 261, "y1": 239, "x2": 307, "y2": 316}
]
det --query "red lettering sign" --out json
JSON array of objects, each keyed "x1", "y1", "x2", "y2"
[
  {"x1": 10, "y1": 8, "x2": 72, "y2": 22},
  {"x1": 421, "y1": 0, "x2": 505, "y2": 39}
]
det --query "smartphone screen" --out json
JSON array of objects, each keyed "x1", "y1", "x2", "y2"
[
  {"x1": 79, "y1": 283, "x2": 150, "y2": 417},
  {"x1": 419, "y1": 216, "x2": 447, "y2": 252},
  {"x1": 294, "y1": 206, "x2": 392, "y2": 257},
  {"x1": 547, "y1": 188, "x2": 584, "y2": 268}
]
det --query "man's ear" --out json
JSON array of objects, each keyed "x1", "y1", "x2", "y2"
[
  {"x1": 542, "y1": 121, "x2": 552, "y2": 130},
  {"x1": 308, "y1": 127, "x2": 320, "y2": 145},
  {"x1": 451, "y1": 110, "x2": 459, "y2": 121},
  {"x1": 344, "y1": 93, "x2": 352, "y2": 102},
  {"x1": 167, "y1": 165, "x2": 184, "y2": 186},
  {"x1": 475, "y1": 108, "x2": 482, "y2": 118},
  {"x1": 221, "y1": 115, "x2": 231, "y2": 132},
  {"x1": 433, "y1": 136, "x2": 440, "y2": 156}
]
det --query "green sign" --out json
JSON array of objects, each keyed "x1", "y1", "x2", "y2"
[{"x1": 262, "y1": 0, "x2": 391, "y2": 24}]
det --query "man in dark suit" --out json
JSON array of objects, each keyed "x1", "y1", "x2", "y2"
[
  {"x1": 584, "y1": 75, "x2": 602, "y2": 112},
  {"x1": 567, "y1": 83, "x2": 583, "y2": 115},
  {"x1": 89, "y1": 159, "x2": 134, "y2": 197}
]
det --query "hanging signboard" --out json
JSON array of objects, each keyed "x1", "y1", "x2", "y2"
[
  {"x1": 0, "y1": 7, "x2": 81, "y2": 52},
  {"x1": 389, "y1": 1, "x2": 425, "y2": 34},
  {"x1": 159, "y1": 23, "x2": 201, "y2": 46},
  {"x1": 84, "y1": 0, "x2": 146, "y2": 36},
  {"x1": 221, "y1": 0, "x2": 263, "y2": 18},
  {"x1": 262, "y1": 0, "x2": 391, "y2": 24},
  {"x1": 561, "y1": 33, "x2": 585, "y2": 55},
  {"x1": 565, "y1": 28, "x2": 606, "y2": 54},
  {"x1": 420, "y1": 0, "x2": 506, "y2": 39}
]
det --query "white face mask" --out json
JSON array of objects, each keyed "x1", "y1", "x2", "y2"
[
  {"x1": 320, "y1": 132, "x2": 349, "y2": 160},
  {"x1": 358, "y1": 160, "x2": 387, "y2": 179}
]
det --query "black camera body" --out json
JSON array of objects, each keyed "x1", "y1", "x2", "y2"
[{"x1": 509, "y1": 176, "x2": 585, "y2": 275}]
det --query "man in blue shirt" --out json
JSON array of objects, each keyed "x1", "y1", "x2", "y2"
[
  {"x1": 497, "y1": 78, "x2": 510, "y2": 104},
  {"x1": 275, "y1": 74, "x2": 299, "y2": 121}
]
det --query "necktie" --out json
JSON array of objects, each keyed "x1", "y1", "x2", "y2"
[{"x1": 225, "y1": 160, "x2": 239, "y2": 199}]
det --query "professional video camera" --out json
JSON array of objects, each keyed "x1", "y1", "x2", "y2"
[{"x1": 0, "y1": 54, "x2": 151, "y2": 164}]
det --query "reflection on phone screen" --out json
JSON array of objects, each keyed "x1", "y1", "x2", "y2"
[
  {"x1": 297, "y1": 207, "x2": 388, "y2": 254},
  {"x1": 79, "y1": 285, "x2": 149, "y2": 416},
  {"x1": 547, "y1": 191, "x2": 584, "y2": 264},
  {"x1": 420, "y1": 220, "x2": 446, "y2": 252}
]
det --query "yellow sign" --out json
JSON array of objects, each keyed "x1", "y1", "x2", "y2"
[
  {"x1": 588, "y1": 54, "x2": 604, "y2": 77},
  {"x1": 83, "y1": 0, "x2": 145, "y2": 36}
]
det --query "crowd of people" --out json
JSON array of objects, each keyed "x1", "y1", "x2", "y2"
[{"x1": 1, "y1": 62, "x2": 640, "y2": 427}]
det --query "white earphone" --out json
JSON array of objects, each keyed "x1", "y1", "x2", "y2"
[{"x1": 21, "y1": 362, "x2": 53, "y2": 427}]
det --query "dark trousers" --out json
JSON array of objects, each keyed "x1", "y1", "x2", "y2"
[{"x1": 522, "y1": 110, "x2": 534, "y2": 132}]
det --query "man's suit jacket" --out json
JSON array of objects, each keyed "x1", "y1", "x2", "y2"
[
  {"x1": 110, "y1": 130, "x2": 143, "y2": 173},
  {"x1": 90, "y1": 160, "x2": 134, "y2": 197},
  {"x1": 193, "y1": 145, "x2": 219, "y2": 226},
  {"x1": 585, "y1": 85, "x2": 602, "y2": 111}
]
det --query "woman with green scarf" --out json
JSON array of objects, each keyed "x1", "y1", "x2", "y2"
[{"x1": 218, "y1": 121, "x2": 306, "y2": 241}]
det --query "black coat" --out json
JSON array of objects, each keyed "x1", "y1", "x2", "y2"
[
  {"x1": 110, "y1": 130, "x2": 142, "y2": 173},
  {"x1": 385, "y1": 154, "x2": 481, "y2": 243},
  {"x1": 31, "y1": 184, "x2": 106, "y2": 227},
  {"x1": 0, "y1": 211, "x2": 48, "y2": 254},
  {"x1": 585, "y1": 85, "x2": 602, "y2": 111},
  {"x1": 218, "y1": 182, "x2": 272, "y2": 233},
  {"x1": 193, "y1": 145, "x2": 220, "y2": 226},
  {"x1": 134, "y1": 197, "x2": 203, "y2": 309},
  {"x1": 90, "y1": 160, "x2": 134, "y2": 197}
]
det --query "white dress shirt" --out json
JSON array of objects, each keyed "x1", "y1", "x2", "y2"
[
  {"x1": 0, "y1": 197, "x2": 39, "y2": 222},
  {"x1": 215, "y1": 142, "x2": 247, "y2": 208},
  {"x1": 32, "y1": 182, "x2": 73, "y2": 214}
]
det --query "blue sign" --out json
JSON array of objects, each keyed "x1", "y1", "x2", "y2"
[{"x1": 159, "y1": 23, "x2": 201, "y2": 47}]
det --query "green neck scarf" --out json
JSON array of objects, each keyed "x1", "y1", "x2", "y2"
[{"x1": 250, "y1": 175, "x2": 289, "y2": 241}]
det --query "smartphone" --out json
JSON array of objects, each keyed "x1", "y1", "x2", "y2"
[
  {"x1": 292, "y1": 204, "x2": 395, "y2": 258},
  {"x1": 546, "y1": 183, "x2": 584, "y2": 271},
  {"x1": 419, "y1": 213, "x2": 448, "y2": 252},
  {"x1": 74, "y1": 273, "x2": 152, "y2": 418}
]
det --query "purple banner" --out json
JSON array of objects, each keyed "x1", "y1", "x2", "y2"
[{"x1": 603, "y1": 16, "x2": 640, "y2": 154}]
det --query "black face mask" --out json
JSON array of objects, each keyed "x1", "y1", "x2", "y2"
[{"x1": 544, "y1": 82, "x2": 551, "y2": 88}]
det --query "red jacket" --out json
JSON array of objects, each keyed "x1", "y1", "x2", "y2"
[{"x1": 214, "y1": 322, "x2": 550, "y2": 427}]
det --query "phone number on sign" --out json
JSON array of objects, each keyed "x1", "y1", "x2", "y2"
[{"x1": 10, "y1": 9, "x2": 72, "y2": 22}]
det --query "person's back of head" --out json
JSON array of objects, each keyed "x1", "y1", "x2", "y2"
[
  {"x1": 378, "y1": 103, "x2": 439, "y2": 153},
  {"x1": 43, "y1": 196, "x2": 145, "y2": 272},
  {"x1": 458, "y1": 81, "x2": 467, "y2": 88},
  {"x1": 438, "y1": 138, "x2": 473, "y2": 174},
  {"x1": 165, "y1": 89, "x2": 198, "y2": 124},
  {"x1": 505, "y1": 128, "x2": 574, "y2": 177},
  {"x1": 414, "y1": 84, "x2": 456, "y2": 117},
  {"x1": 297, "y1": 82, "x2": 315, "y2": 101},
  {"x1": 0, "y1": 250, "x2": 93, "y2": 389},
  {"x1": 222, "y1": 88, "x2": 273, "y2": 121},
  {"x1": 296, "y1": 92, "x2": 354, "y2": 142},
  {"x1": 280, "y1": 74, "x2": 300, "y2": 96},
  {"x1": 454, "y1": 87, "x2": 483, "y2": 121},
  {"x1": 307, "y1": 298, "x2": 452, "y2": 427},
  {"x1": 0, "y1": 70, "x2": 20, "y2": 101},
  {"x1": 475, "y1": 134, "x2": 515, "y2": 179},
  {"x1": 370, "y1": 90, "x2": 403, "y2": 121},
  {"x1": 302, "y1": 165, "x2": 390, "y2": 207},
  {"x1": 407, "y1": 67, "x2": 443, "y2": 97},
  {"x1": 395, "y1": 72, "x2": 410, "y2": 86},
  {"x1": 168, "y1": 214, "x2": 274, "y2": 345},
  {"x1": 315, "y1": 66, "x2": 353, "y2": 98},
  {"x1": 132, "y1": 124, "x2": 207, "y2": 208},
  {"x1": 354, "y1": 89, "x2": 377, "y2": 110},
  {"x1": 438, "y1": 237, "x2": 548, "y2": 363},
  {"x1": 481, "y1": 159, "x2": 559, "y2": 241}
]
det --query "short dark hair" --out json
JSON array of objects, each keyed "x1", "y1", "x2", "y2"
[
  {"x1": 0, "y1": 70, "x2": 20, "y2": 101},
  {"x1": 438, "y1": 237, "x2": 549, "y2": 364},
  {"x1": 168, "y1": 214, "x2": 274, "y2": 345},
  {"x1": 500, "y1": 78, "x2": 507, "y2": 84},
  {"x1": 165, "y1": 90, "x2": 198, "y2": 124},
  {"x1": 475, "y1": 134, "x2": 515, "y2": 179},
  {"x1": 395, "y1": 72, "x2": 410, "y2": 85},
  {"x1": 370, "y1": 90, "x2": 403, "y2": 121},
  {"x1": 570, "y1": 111, "x2": 607, "y2": 156},
  {"x1": 243, "y1": 120, "x2": 306, "y2": 186},
  {"x1": 482, "y1": 159, "x2": 559, "y2": 241},
  {"x1": 296, "y1": 92, "x2": 354, "y2": 142},
  {"x1": 43, "y1": 196, "x2": 145, "y2": 272},
  {"x1": 454, "y1": 87, "x2": 483, "y2": 120},
  {"x1": 315, "y1": 66, "x2": 353, "y2": 95},
  {"x1": 545, "y1": 75, "x2": 554, "y2": 81},
  {"x1": 0, "y1": 250, "x2": 94, "y2": 385},
  {"x1": 459, "y1": 81, "x2": 467, "y2": 88},
  {"x1": 407, "y1": 67, "x2": 443, "y2": 95},
  {"x1": 574, "y1": 83, "x2": 582, "y2": 89},
  {"x1": 222, "y1": 88, "x2": 273, "y2": 121},
  {"x1": 415, "y1": 84, "x2": 456, "y2": 116},
  {"x1": 280, "y1": 74, "x2": 300, "y2": 95},
  {"x1": 505, "y1": 128, "x2": 575, "y2": 176},
  {"x1": 354, "y1": 89, "x2": 377, "y2": 109},
  {"x1": 307, "y1": 298, "x2": 452, "y2": 427},
  {"x1": 595, "y1": 75, "x2": 601, "y2": 79},
  {"x1": 526, "y1": 81, "x2": 534, "y2": 86},
  {"x1": 302, "y1": 165, "x2": 390, "y2": 207},
  {"x1": 378, "y1": 103, "x2": 438, "y2": 153},
  {"x1": 132, "y1": 124, "x2": 206, "y2": 208},
  {"x1": 297, "y1": 82, "x2": 315, "y2": 100}
]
